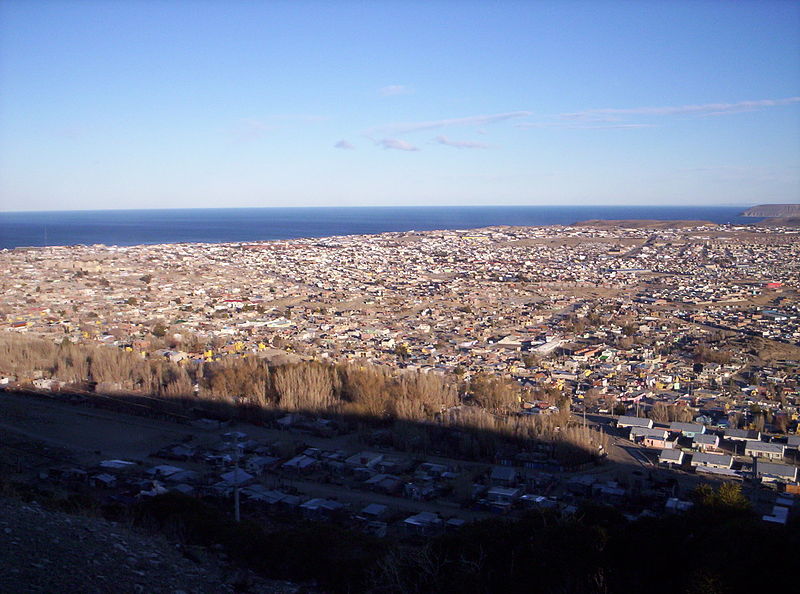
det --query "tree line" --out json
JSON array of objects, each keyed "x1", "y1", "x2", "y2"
[{"x1": 0, "y1": 335, "x2": 607, "y2": 463}]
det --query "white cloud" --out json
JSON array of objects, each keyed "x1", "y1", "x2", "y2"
[
  {"x1": 378, "y1": 138, "x2": 419, "y2": 151},
  {"x1": 230, "y1": 119, "x2": 272, "y2": 143},
  {"x1": 513, "y1": 96, "x2": 800, "y2": 131},
  {"x1": 562, "y1": 97, "x2": 800, "y2": 120},
  {"x1": 368, "y1": 111, "x2": 531, "y2": 135},
  {"x1": 379, "y1": 84, "x2": 413, "y2": 96},
  {"x1": 334, "y1": 140, "x2": 355, "y2": 150},
  {"x1": 516, "y1": 122, "x2": 655, "y2": 130},
  {"x1": 434, "y1": 135, "x2": 488, "y2": 149}
]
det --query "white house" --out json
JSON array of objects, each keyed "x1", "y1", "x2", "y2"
[
  {"x1": 669, "y1": 422, "x2": 705, "y2": 438},
  {"x1": 755, "y1": 462, "x2": 798, "y2": 483},
  {"x1": 617, "y1": 415, "x2": 653, "y2": 429},
  {"x1": 691, "y1": 452, "x2": 733, "y2": 469},
  {"x1": 659, "y1": 449, "x2": 684, "y2": 466},
  {"x1": 744, "y1": 440, "x2": 784, "y2": 460},
  {"x1": 725, "y1": 428, "x2": 760, "y2": 442},
  {"x1": 692, "y1": 433, "x2": 720, "y2": 452}
]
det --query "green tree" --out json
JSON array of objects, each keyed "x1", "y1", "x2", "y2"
[
  {"x1": 716, "y1": 482, "x2": 750, "y2": 511},
  {"x1": 692, "y1": 483, "x2": 751, "y2": 515},
  {"x1": 393, "y1": 343, "x2": 410, "y2": 360}
]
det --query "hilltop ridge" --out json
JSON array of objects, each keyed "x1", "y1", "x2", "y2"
[{"x1": 741, "y1": 204, "x2": 800, "y2": 217}]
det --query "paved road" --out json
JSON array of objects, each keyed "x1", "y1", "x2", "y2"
[{"x1": 571, "y1": 412, "x2": 652, "y2": 469}]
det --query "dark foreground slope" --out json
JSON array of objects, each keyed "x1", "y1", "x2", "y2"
[{"x1": 0, "y1": 497, "x2": 296, "y2": 594}]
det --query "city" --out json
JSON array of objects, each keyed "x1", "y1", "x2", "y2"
[{"x1": 2, "y1": 221, "x2": 799, "y2": 537}]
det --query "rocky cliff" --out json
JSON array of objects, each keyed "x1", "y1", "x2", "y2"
[{"x1": 741, "y1": 204, "x2": 800, "y2": 217}]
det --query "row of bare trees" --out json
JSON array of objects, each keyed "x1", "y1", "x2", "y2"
[
  {"x1": 0, "y1": 335, "x2": 194, "y2": 399},
  {"x1": 0, "y1": 335, "x2": 607, "y2": 463},
  {"x1": 648, "y1": 401, "x2": 695, "y2": 423}
]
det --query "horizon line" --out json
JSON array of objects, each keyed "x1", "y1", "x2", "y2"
[{"x1": 0, "y1": 203, "x2": 763, "y2": 215}]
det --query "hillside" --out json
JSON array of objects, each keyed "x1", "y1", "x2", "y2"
[
  {"x1": 755, "y1": 216, "x2": 800, "y2": 227},
  {"x1": 741, "y1": 204, "x2": 800, "y2": 217},
  {"x1": 0, "y1": 497, "x2": 295, "y2": 593}
]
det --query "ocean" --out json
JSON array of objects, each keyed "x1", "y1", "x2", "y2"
[{"x1": 0, "y1": 205, "x2": 755, "y2": 249}]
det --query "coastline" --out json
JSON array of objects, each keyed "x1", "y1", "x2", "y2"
[{"x1": 0, "y1": 205, "x2": 759, "y2": 250}]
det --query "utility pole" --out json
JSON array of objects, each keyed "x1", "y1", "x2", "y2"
[
  {"x1": 234, "y1": 435, "x2": 241, "y2": 523},
  {"x1": 224, "y1": 432, "x2": 242, "y2": 523}
]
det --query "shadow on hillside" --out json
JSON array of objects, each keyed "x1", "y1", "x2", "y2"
[
  {"x1": 5, "y1": 388, "x2": 781, "y2": 594},
  {"x1": 5, "y1": 385, "x2": 607, "y2": 468}
]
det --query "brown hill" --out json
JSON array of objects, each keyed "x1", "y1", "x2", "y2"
[
  {"x1": 741, "y1": 204, "x2": 800, "y2": 217},
  {"x1": 755, "y1": 216, "x2": 800, "y2": 227}
]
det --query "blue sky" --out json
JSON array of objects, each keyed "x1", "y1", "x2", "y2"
[{"x1": 0, "y1": 0, "x2": 798, "y2": 211}]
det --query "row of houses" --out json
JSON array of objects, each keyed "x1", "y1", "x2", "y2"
[{"x1": 658, "y1": 449, "x2": 798, "y2": 483}]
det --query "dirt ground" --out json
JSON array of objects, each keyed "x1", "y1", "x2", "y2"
[{"x1": 0, "y1": 393, "x2": 198, "y2": 465}]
